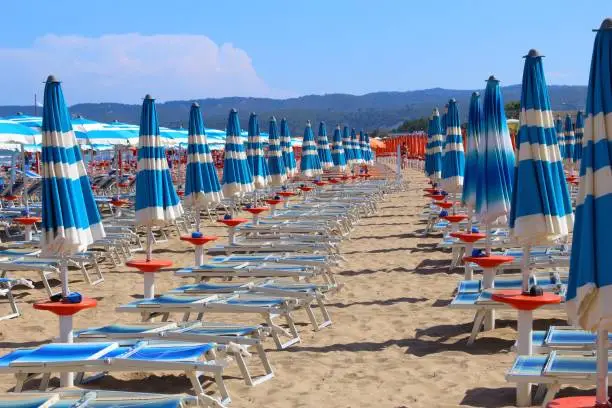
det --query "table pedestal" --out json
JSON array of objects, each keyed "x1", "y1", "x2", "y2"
[
  {"x1": 245, "y1": 207, "x2": 269, "y2": 225},
  {"x1": 126, "y1": 259, "x2": 173, "y2": 298},
  {"x1": 277, "y1": 192, "x2": 296, "y2": 209},
  {"x1": 217, "y1": 218, "x2": 248, "y2": 245},
  {"x1": 14, "y1": 216, "x2": 41, "y2": 241},
  {"x1": 265, "y1": 199, "x2": 282, "y2": 216},
  {"x1": 456, "y1": 233, "x2": 486, "y2": 280},
  {"x1": 180, "y1": 236, "x2": 218, "y2": 266}
]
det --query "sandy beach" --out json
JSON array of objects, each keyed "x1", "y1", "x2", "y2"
[{"x1": 0, "y1": 168, "x2": 574, "y2": 407}]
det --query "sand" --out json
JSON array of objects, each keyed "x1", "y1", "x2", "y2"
[{"x1": 0, "y1": 168, "x2": 577, "y2": 407}]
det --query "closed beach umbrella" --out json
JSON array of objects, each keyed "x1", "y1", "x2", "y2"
[
  {"x1": 563, "y1": 114, "x2": 575, "y2": 169},
  {"x1": 342, "y1": 126, "x2": 355, "y2": 165},
  {"x1": 331, "y1": 125, "x2": 347, "y2": 171},
  {"x1": 135, "y1": 95, "x2": 183, "y2": 254},
  {"x1": 280, "y1": 118, "x2": 297, "y2": 177},
  {"x1": 441, "y1": 105, "x2": 448, "y2": 151},
  {"x1": 509, "y1": 48, "x2": 573, "y2": 289},
  {"x1": 300, "y1": 121, "x2": 323, "y2": 177},
  {"x1": 476, "y1": 76, "x2": 515, "y2": 229},
  {"x1": 364, "y1": 132, "x2": 374, "y2": 164},
  {"x1": 184, "y1": 102, "x2": 223, "y2": 216},
  {"x1": 462, "y1": 92, "x2": 483, "y2": 211},
  {"x1": 574, "y1": 110, "x2": 584, "y2": 168},
  {"x1": 566, "y1": 19, "x2": 612, "y2": 405},
  {"x1": 246, "y1": 113, "x2": 270, "y2": 189},
  {"x1": 427, "y1": 108, "x2": 444, "y2": 182},
  {"x1": 316, "y1": 122, "x2": 334, "y2": 170},
  {"x1": 441, "y1": 98, "x2": 465, "y2": 194},
  {"x1": 350, "y1": 128, "x2": 363, "y2": 163},
  {"x1": 222, "y1": 109, "x2": 254, "y2": 196},
  {"x1": 359, "y1": 131, "x2": 372, "y2": 165},
  {"x1": 555, "y1": 116, "x2": 565, "y2": 158},
  {"x1": 267, "y1": 116, "x2": 287, "y2": 186}
]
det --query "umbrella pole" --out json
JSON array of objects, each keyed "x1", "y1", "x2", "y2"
[
  {"x1": 485, "y1": 222, "x2": 492, "y2": 256},
  {"x1": 59, "y1": 257, "x2": 74, "y2": 386},
  {"x1": 196, "y1": 206, "x2": 201, "y2": 232},
  {"x1": 144, "y1": 226, "x2": 155, "y2": 298},
  {"x1": 521, "y1": 245, "x2": 530, "y2": 294},
  {"x1": 596, "y1": 328, "x2": 609, "y2": 404},
  {"x1": 146, "y1": 226, "x2": 153, "y2": 261}
]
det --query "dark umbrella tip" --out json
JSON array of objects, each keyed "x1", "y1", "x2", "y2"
[
  {"x1": 270, "y1": 116, "x2": 276, "y2": 121},
  {"x1": 472, "y1": 91, "x2": 480, "y2": 97},
  {"x1": 487, "y1": 75, "x2": 499, "y2": 82},
  {"x1": 45, "y1": 75, "x2": 59, "y2": 83},
  {"x1": 282, "y1": 117, "x2": 287, "y2": 121},
  {"x1": 144, "y1": 94, "x2": 153, "y2": 100},
  {"x1": 600, "y1": 18, "x2": 612, "y2": 30},
  {"x1": 449, "y1": 98, "x2": 456, "y2": 103},
  {"x1": 191, "y1": 102, "x2": 199, "y2": 108},
  {"x1": 230, "y1": 108, "x2": 237, "y2": 113},
  {"x1": 524, "y1": 48, "x2": 542, "y2": 58},
  {"x1": 250, "y1": 112, "x2": 256, "y2": 116}
]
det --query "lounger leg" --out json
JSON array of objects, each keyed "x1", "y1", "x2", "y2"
[
  {"x1": 39, "y1": 373, "x2": 51, "y2": 391},
  {"x1": 467, "y1": 310, "x2": 486, "y2": 345},
  {"x1": 542, "y1": 384, "x2": 560, "y2": 407},
  {"x1": 233, "y1": 352, "x2": 255, "y2": 386}
]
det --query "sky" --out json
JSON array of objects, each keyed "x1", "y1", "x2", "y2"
[{"x1": 0, "y1": 0, "x2": 607, "y2": 104}]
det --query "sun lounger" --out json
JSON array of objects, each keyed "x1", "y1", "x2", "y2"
[
  {"x1": 0, "y1": 341, "x2": 230, "y2": 406},
  {"x1": 0, "y1": 277, "x2": 34, "y2": 320},
  {"x1": 116, "y1": 293, "x2": 302, "y2": 349},
  {"x1": 521, "y1": 326, "x2": 612, "y2": 354},
  {"x1": 74, "y1": 321, "x2": 274, "y2": 386}
]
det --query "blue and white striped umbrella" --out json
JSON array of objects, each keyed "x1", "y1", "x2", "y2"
[
  {"x1": 563, "y1": 114, "x2": 575, "y2": 169},
  {"x1": 574, "y1": 110, "x2": 584, "y2": 168},
  {"x1": 365, "y1": 132, "x2": 375, "y2": 164},
  {"x1": 475, "y1": 76, "x2": 515, "y2": 226},
  {"x1": 267, "y1": 116, "x2": 287, "y2": 187},
  {"x1": 360, "y1": 131, "x2": 373, "y2": 165},
  {"x1": 246, "y1": 113, "x2": 270, "y2": 189},
  {"x1": 441, "y1": 99, "x2": 465, "y2": 194},
  {"x1": 462, "y1": 92, "x2": 483, "y2": 210},
  {"x1": 555, "y1": 116, "x2": 565, "y2": 159},
  {"x1": 509, "y1": 49, "x2": 573, "y2": 246},
  {"x1": 426, "y1": 108, "x2": 444, "y2": 182},
  {"x1": 300, "y1": 121, "x2": 323, "y2": 177},
  {"x1": 6, "y1": 113, "x2": 42, "y2": 129},
  {"x1": 222, "y1": 109, "x2": 254, "y2": 196},
  {"x1": 342, "y1": 126, "x2": 356, "y2": 165},
  {"x1": 350, "y1": 128, "x2": 363, "y2": 164},
  {"x1": 0, "y1": 119, "x2": 40, "y2": 144},
  {"x1": 40, "y1": 75, "x2": 105, "y2": 258},
  {"x1": 184, "y1": 102, "x2": 223, "y2": 209},
  {"x1": 316, "y1": 122, "x2": 334, "y2": 170},
  {"x1": 441, "y1": 105, "x2": 448, "y2": 151},
  {"x1": 135, "y1": 95, "x2": 183, "y2": 229},
  {"x1": 567, "y1": 19, "x2": 612, "y2": 333},
  {"x1": 280, "y1": 118, "x2": 297, "y2": 177},
  {"x1": 331, "y1": 125, "x2": 347, "y2": 171}
]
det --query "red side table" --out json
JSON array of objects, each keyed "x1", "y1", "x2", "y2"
[
  {"x1": 455, "y1": 232, "x2": 487, "y2": 280},
  {"x1": 180, "y1": 235, "x2": 218, "y2": 266},
  {"x1": 546, "y1": 396, "x2": 609, "y2": 408},
  {"x1": 244, "y1": 207, "x2": 269, "y2": 225},
  {"x1": 277, "y1": 191, "x2": 297, "y2": 208},
  {"x1": 217, "y1": 218, "x2": 249, "y2": 245},
  {"x1": 110, "y1": 199, "x2": 130, "y2": 217},
  {"x1": 328, "y1": 178, "x2": 339, "y2": 184},
  {"x1": 435, "y1": 201, "x2": 454, "y2": 209},
  {"x1": 265, "y1": 198, "x2": 283, "y2": 215},
  {"x1": 126, "y1": 259, "x2": 173, "y2": 298},
  {"x1": 299, "y1": 186, "x2": 314, "y2": 192},
  {"x1": 429, "y1": 194, "x2": 445, "y2": 201},
  {"x1": 14, "y1": 216, "x2": 41, "y2": 241},
  {"x1": 313, "y1": 181, "x2": 327, "y2": 187},
  {"x1": 4, "y1": 195, "x2": 20, "y2": 202},
  {"x1": 492, "y1": 290, "x2": 562, "y2": 407},
  {"x1": 463, "y1": 255, "x2": 515, "y2": 330},
  {"x1": 34, "y1": 297, "x2": 97, "y2": 387}
]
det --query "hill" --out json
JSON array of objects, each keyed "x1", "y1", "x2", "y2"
[{"x1": 0, "y1": 85, "x2": 587, "y2": 134}]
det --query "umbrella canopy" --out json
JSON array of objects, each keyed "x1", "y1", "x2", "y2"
[
  {"x1": 246, "y1": 113, "x2": 270, "y2": 189},
  {"x1": 350, "y1": 128, "x2": 363, "y2": 164},
  {"x1": 267, "y1": 116, "x2": 287, "y2": 187},
  {"x1": 441, "y1": 99, "x2": 465, "y2": 194},
  {"x1": 40, "y1": 75, "x2": 105, "y2": 256},
  {"x1": 359, "y1": 131, "x2": 372, "y2": 165},
  {"x1": 316, "y1": 122, "x2": 334, "y2": 170},
  {"x1": 331, "y1": 125, "x2": 347, "y2": 172},
  {"x1": 462, "y1": 92, "x2": 483, "y2": 209},
  {"x1": 441, "y1": 105, "x2": 448, "y2": 150},
  {"x1": 509, "y1": 49, "x2": 573, "y2": 245},
  {"x1": 0, "y1": 119, "x2": 40, "y2": 144},
  {"x1": 135, "y1": 95, "x2": 183, "y2": 226},
  {"x1": 342, "y1": 126, "x2": 356, "y2": 165},
  {"x1": 222, "y1": 109, "x2": 254, "y2": 196},
  {"x1": 426, "y1": 108, "x2": 444, "y2": 182},
  {"x1": 279, "y1": 118, "x2": 297, "y2": 177},
  {"x1": 563, "y1": 114, "x2": 575, "y2": 169},
  {"x1": 184, "y1": 102, "x2": 223, "y2": 208},
  {"x1": 574, "y1": 110, "x2": 584, "y2": 168},
  {"x1": 475, "y1": 76, "x2": 515, "y2": 225},
  {"x1": 300, "y1": 121, "x2": 323, "y2": 177},
  {"x1": 567, "y1": 18, "x2": 612, "y2": 332},
  {"x1": 555, "y1": 117, "x2": 565, "y2": 158},
  {"x1": 6, "y1": 113, "x2": 42, "y2": 129}
]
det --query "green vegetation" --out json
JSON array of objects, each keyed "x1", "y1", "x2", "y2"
[
  {"x1": 504, "y1": 100, "x2": 520, "y2": 119},
  {"x1": 396, "y1": 117, "x2": 429, "y2": 132}
]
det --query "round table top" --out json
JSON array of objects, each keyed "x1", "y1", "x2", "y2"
[
  {"x1": 298, "y1": 186, "x2": 314, "y2": 192},
  {"x1": 14, "y1": 216, "x2": 42, "y2": 225},
  {"x1": 126, "y1": 259, "x2": 173, "y2": 273},
  {"x1": 455, "y1": 232, "x2": 487, "y2": 243},
  {"x1": 276, "y1": 191, "x2": 297, "y2": 197},
  {"x1": 546, "y1": 396, "x2": 608, "y2": 408},
  {"x1": 180, "y1": 235, "x2": 219, "y2": 245},
  {"x1": 34, "y1": 297, "x2": 97, "y2": 316},
  {"x1": 463, "y1": 255, "x2": 515, "y2": 268},
  {"x1": 217, "y1": 218, "x2": 249, "y2": 227},
  {"x1": 328, "y1": 178, "x2": 339, "y2": 184},
  {"x1": 117, "y1": 183, "x2": 130, "y2": 188},
  {"x1": 434, "y1": 201, "x2": 454, "y2": 209},
  {"x1": 491, "y1": 289, "x2": 563, "y2": 311},
  {"x1": 429, "y1": 194, "x2": 446, "y2": 201},
  {"x1": 265, "y1": 199, "x2": 283, "y2": 205},
  {"x1": 443, "y1": 214, "x2": 468, "y2": 223},
  {"x1": 110, "y1": 199, "x2": 130, "y2": 207},
  {"x1": 244, "y1": 207, "x2": 269, "y2": 215},
  {"x1": 4, "y1": 195, "x2": 20, "y2": 201},
  {"x1": 177, "y1": 191, "x2": 185, "y2": 197},
  {"x1": 313, "y1": 181, "x2": 327, "y2": 186}
]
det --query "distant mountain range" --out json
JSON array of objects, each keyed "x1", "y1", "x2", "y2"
[{"x1": 0, "y1": 85, "x2": 587, "y2": 134}]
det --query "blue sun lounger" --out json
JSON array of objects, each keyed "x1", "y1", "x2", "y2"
[
  {"x1": 174, "y1": 263, "x2": 325, "y2": 283},
  {"x1": 74, "y1": 321, "x2": 274, "y2": 386},
  {"x1": 522, "y1": 326, "x2": 612, "y2": 354},
  {"x1": 116, "y1": 293, "x2": 302, "y2": 349},
  {"x1": 0, "y1": 342, "x2": 230, "y2": 406}
]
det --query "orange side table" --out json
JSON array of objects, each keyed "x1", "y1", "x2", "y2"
[
  {"x1": 180, "y1": 235, "x2": 218, "y2": 266},
  {"x1": 217, "y1": 218, "x2": 249, "y2": 245},
  {"x1": 277, "y1": 191, "x2": 297, "y2": 208},
  {"x1": 126, "y1": 259, "x2": 173, "y2": 298},
  {"x1": 14, "y1": 216, "x2": 41, "y2": 241},
  {"x1": 244, "y1": 207, "x2": 269, "y2": 225}
]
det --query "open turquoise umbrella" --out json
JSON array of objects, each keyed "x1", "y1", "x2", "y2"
[
  {"x1": 565, "y1": 18, "x2": 612, "y2": 406},
  {"x1": 331, "y1": 125, "x2": 347, "y2": 172},
  {"x1": 222, "y1": 109, "x2": 254, "y2": 197},
  {"x1": 267, "y1": 116, "x2": 287, "y2": 187},
  {"x1": 316, "y1": 122, "x2": 334, "y2": 170},
  {"x1": 246, "y1": 113, "x2": 270, "y2": 189},
  {"x1": 563, "y1": 114, "x2": 575, "y2": 170},
  {"x1": 300, "y1": 121, "x2": 323, "y2": 177},
  {"x1": 342, "y1": 126, "x2": 355, "y2": 165},
  {"x1": 462, "y1": 92, "x2": 482, "y2": 214},
  {"x1": 441, "y1": 99, "x2": 465, "y2": 194},
  {"x1": 280, "y1": 118, "x2": 297, "y2": 177},
  {"x1": 427, "y1": 108, "x2": 443, "y2": 182},
  {"x1": 574, "y1": 110, "x2": 584, "y2": 169}
]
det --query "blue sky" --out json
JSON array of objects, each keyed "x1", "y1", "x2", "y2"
[{"x1": 0, "y1": 0, "x2": 607, "y2": 104}]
